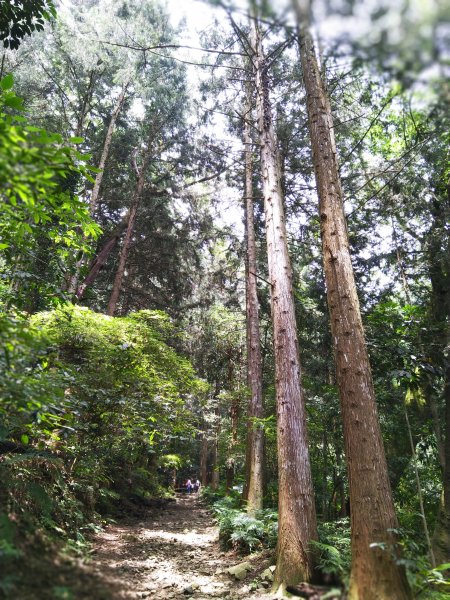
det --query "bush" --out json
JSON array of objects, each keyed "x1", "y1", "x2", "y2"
[
  {"x1": 312, "y1": 519, "x2": 351, "y2": 584},
  {"x1": 211, "y1": 497, "x2": 278, "y2": 554},
  {"x1": 0, "y1": 305, "x2": 207, "y2": 566}
]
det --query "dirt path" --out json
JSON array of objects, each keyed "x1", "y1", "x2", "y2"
[
  {"x1": 11, "y1": 494, "x2": 339, "y2": 599},
  {"x1": 63, "y1": 494, "x2": 273, "y2": 600}
]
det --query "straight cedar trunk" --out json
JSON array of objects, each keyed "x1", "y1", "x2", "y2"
[
  {"x1": 251, "y1": 21, "x2": 318, "y2": 588},
  {"x1": 226, "y1": 352, "x2": 239, "y2": 495},
  {"x1": 210, "y1": 433, "x2": 219, "y2": 491},
  {"x1": 243, "y1": 93, "x2": 264, "y2": 514},
  {"x1": 68, "y1": 82, "x2": 129, "y2": 294},
  {"x1": 429, "y1": 177, "x2": 450, "y2": 565},
  {"x1": 200, "y1": 429, "x2": 209, "y2": 487},
  {"x1": 293, "y1": 1, "x2": 411, "y2": 597},
  {"x1": 106, "y1": 142, "x2": 152, "y2": 316},
  {"x1": 89, "y1": 82, "x2": 129, "y2": 215},
  {"x1": 210, "y1": 388, "x2": 221, "y2": 491},
  {"x1": 433, "y1": 353, "x2": 450, "y2": 564}
]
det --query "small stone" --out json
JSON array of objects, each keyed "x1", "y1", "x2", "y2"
[
  {"x1": 226, "y1": 561, "x2": 252, "y2": 581},
  {"x1": 183, "y1": 586, "x2": 194, "y2": 595},
  {"x1": 261, "y1": 567, "x2": 274, "y2": 582},
  {"x1": 261, "y1": 581, "x2": 270, "y2": 589}
]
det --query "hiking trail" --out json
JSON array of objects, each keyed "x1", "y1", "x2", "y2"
[{"x1": 48, "y1": 494, "x2": 274, "y2": 600}]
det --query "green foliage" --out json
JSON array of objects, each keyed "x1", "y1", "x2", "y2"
[
  {"x1": 0, "y1": 0, "x2": 56, "y2": 50},
  {"x1": 312, "y1": 519, "x2": 351, "y2": 584},
  {"x1": 0, "y1": 76, "x2": 101, "y2": 310},
  {"x1": 0, "y1": 305, "x2": 206, "y2": 578},
  {"x1": 207, "y1": 494, "x2": 278, "y2": 554},
  {"x1": 158, "y1": 454, "x2": 184, "y2": 470}
]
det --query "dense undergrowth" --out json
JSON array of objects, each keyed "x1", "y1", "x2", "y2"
[
  {"x1": 201, "y1": 487, "x2": 450, "y2": 598},
  {"x1": 0, "y1": 305, "x2": 207, "y2": 596}
]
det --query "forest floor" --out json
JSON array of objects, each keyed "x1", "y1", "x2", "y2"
[{"x1": 11, "y1": 494, "x2": 339, "y2": 600}]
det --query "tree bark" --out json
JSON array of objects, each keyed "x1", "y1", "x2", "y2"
[
  {"x1": 242, "y1": 90, "x2": 265, "y2": 515},
  {"x1": 211, "y1": 432, "x2": 219, "y2": 491},
  {"x1": 432, "y1": 357, "x2": 450, "y2": 564},
  {"x1": 293, "y1": 1, "x2": 412, "y2": 597},
  {"x1": 76, "y1": 216, "x2": 129, "y2": 299},
  {"x1": 226, "y1": 350, "x2": 239, "y2": 495},
  {"x1": 200, "y1": 427, "x2": 209, "y2": 487},
  {"x1": 89, "y1": 82, "x2": 129, "y2": 215},
  {"x1": 68, "y1": 82, "x2": 129, "y2": 294},
  {"x1": 106, "y1": 141, "x2": 152, "y2": 316},
  {"x1": 429, "y1": 177, "x2": 450, "y2": 565},
  {"x1": 251, "y1": 19, "x2": 318, "y2": 589}
]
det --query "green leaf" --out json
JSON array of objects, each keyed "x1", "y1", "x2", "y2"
[
  {"x1": 433, "y1": 563, "x2": 450, "y2": 572},
  {"x1": 1, "y1": 74, "x2": 14, "y2": 90},
  {"x1": 69, "y1": 136, "x2": 84, "y2": 144},
  {"x1": 4, "y1": 95, "x2": 24, "y2": 110},
  {"x1": 20, "y1": 434, "x2": 29, "y2": 445}
]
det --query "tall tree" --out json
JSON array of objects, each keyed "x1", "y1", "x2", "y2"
[
  {"x1": 292, "y1": 1, "x2": 412, "y2": 597},
  {"x1": 106, "y1": 136, "x2": 152, "y2": 316},
  {"x1": 68, "y1": 80, "x2": 130, "y2": 294},
  {"x1": 250, "y1": 16, "x2": 318, "y2": 590},
  {"x1": 242, "y1": 88, "x2": 264, "y2": 514},
  {"x1": 428, "y1": 159, "x2": 450, "y2": 565}
]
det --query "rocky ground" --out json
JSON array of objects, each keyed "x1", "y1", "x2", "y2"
[
  {"x1": 10, "y1": 493, "x2": 341, "y2": 599},
  {"x1": 78, "y1": 493, "x2": 273, "y2": 600}
]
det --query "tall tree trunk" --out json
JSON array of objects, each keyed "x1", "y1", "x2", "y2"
[
  {"x1": 211, "y1": 431, "x2": 220, "y2": 491},
  {"x1": 76, "y1": 216, "x2": 129, "y2": 300},
  {"x1": 226, "y1": 349, "x2": 239, "y2": 495},
  {"x1": 210, "y1": 387, "x2": 221, "y2": 492},
  {"x1": 200, "y1": 430, "x2": 209, "y2": 487},
  {"x1": 74, "y1": 68, "x2": 98, "y2": 139},
  {"x1": 432, "y1": 352, "x2": 450, "y2": 564},
  {"x1": 293, "y1": 1, "x2": 411, "y2": 597},
  {"x1": 393, "y1": 220, "x2": 435, "y2": 565},
  {"x1": 89, "y1": 82, "x2": 129, "y2": 215},
  {"x1": 404, "y1": 406, "x2": 435, "y2": 565},
  {"x1": 106, "y1": 142, "x2": 152, "y2": 316},
  {"x1": 321, "y1": 429, "x2": 328, "y2": 520},
  {"x1": 68, "y1": 82, "x2": 129, "y2": 294},
  {"x1": 429, "y1": 176, "x2": 450, "y2": 565},
  {"x1": 242, "y1": 90, "x2": 265, "y2": 514},
  {"x1": 251, "y1": 19, "x2": 318, "y2": 589}
]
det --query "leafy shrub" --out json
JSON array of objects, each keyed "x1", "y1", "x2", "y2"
[
  {"x1": 211, "y1": 497, "x2": 278, "y2": 554},
  {"x1": 0, "y1": 76, "x2": 100, "y2": 311},
  {"x1": 0, "y1": 305, "x2": 207, "y2": 574},
  {"x1": 312, "y1": 519, "x2": 351, "y2": 584},
  {"x1": 200, "y1": 485, "x2": 239, "y2": 505}
]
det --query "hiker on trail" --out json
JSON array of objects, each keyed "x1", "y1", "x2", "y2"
[
  {"x1": 186, "y1": 478, "x2": 192, "y2": 494},
  {"x1": 194, "y1": 479, "x2": 201, "y2": 493}
]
